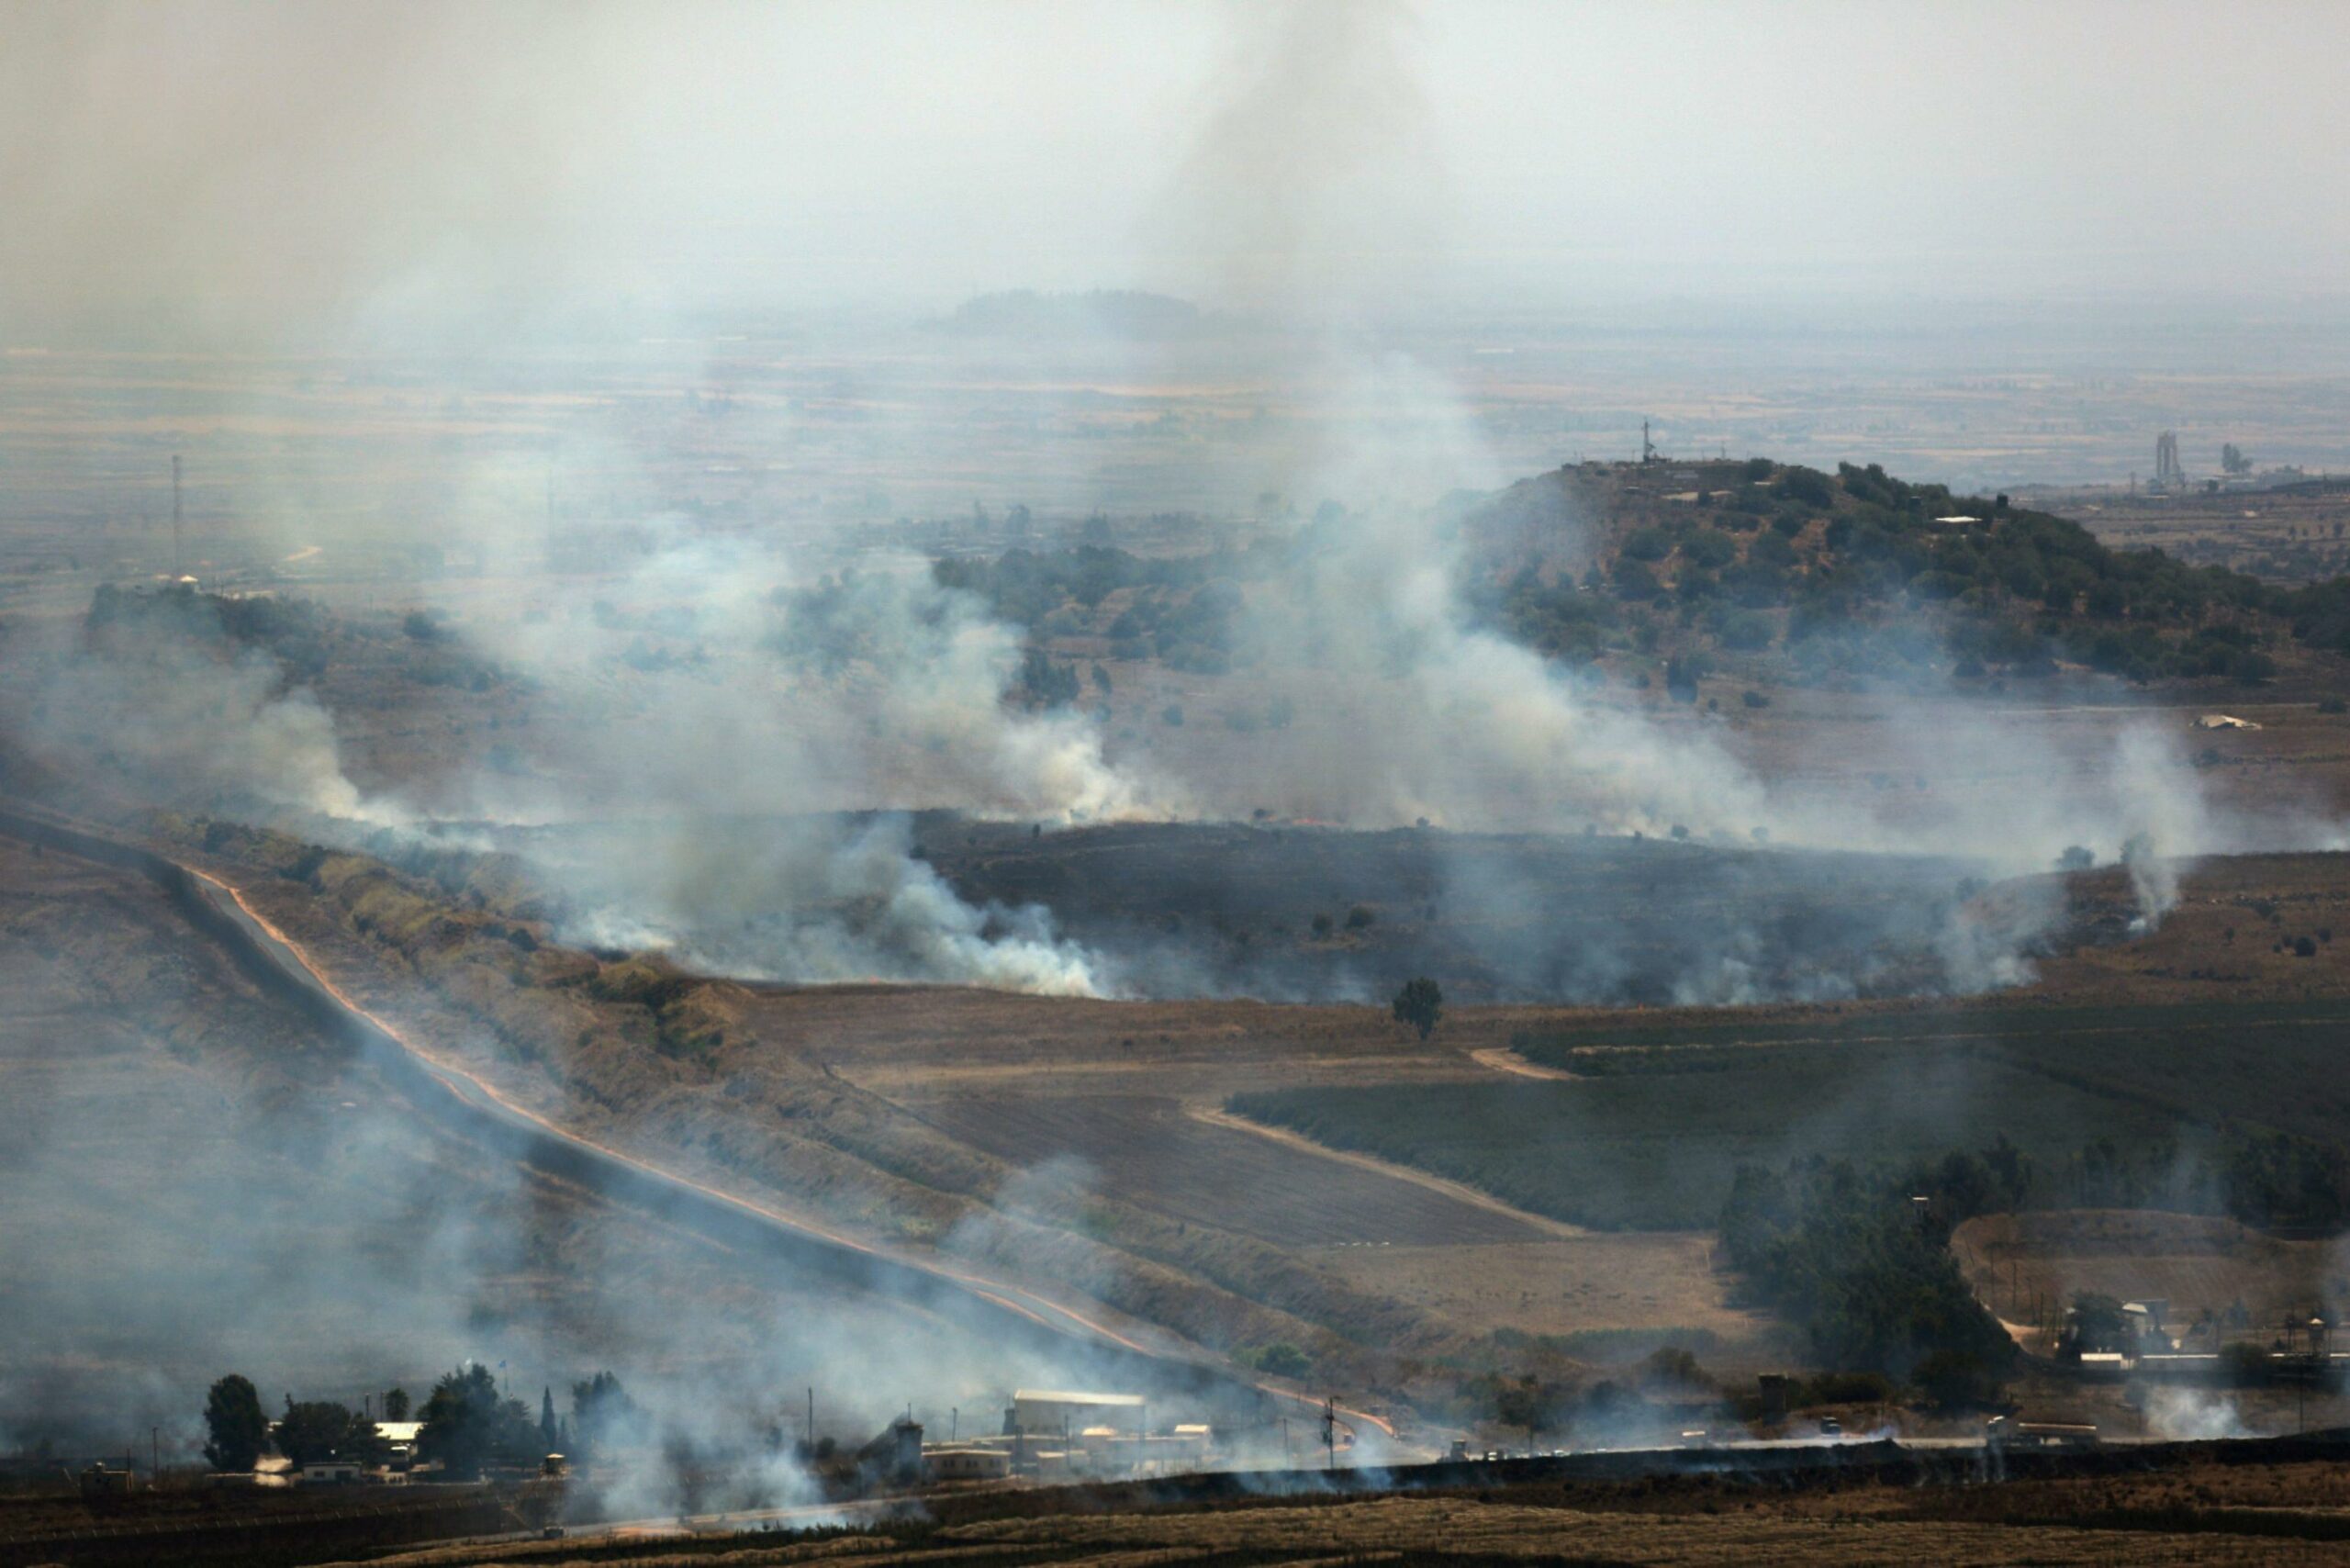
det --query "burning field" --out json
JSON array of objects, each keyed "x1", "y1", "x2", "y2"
[{"x1": 6, "y1": 6, "x2": 2350, "y2": 1555}]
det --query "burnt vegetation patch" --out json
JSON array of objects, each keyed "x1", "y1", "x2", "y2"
[{"x1": 912, "y1": 815, "x2": 1991, "y2": 1005}]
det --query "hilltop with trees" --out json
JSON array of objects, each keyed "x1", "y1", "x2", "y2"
[
  {"x1": 1462, "y1": 457, "x2": 2350, "y2": 691},
  {"x1": 920, "y1": 455, "x2": 2350, "y2": 701}
]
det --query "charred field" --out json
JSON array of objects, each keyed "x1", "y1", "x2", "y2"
[{"x1": 479, "y1": 812, "x2": 1996, "y2": 1005}]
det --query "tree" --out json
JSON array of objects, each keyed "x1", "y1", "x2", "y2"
[
  {"x1": 540, "y1": 1387, "x2": 559, "y2": 1449},
  {"x1": 1251, "y1": 1342, "x2": 1311, "y2": 1378},
  {"x1": 276, "y1": 1400, "x2": 383, "y2": 1467},
  {"x1": 203, "y1": 1374, "x2": 268, "y2": 1472},
  {"x1": 383, "y1": 1388, "x2": 410, "y2": 1422},
  {"x1": 1392, "y1": 977, "x2": 1442, "y2": 1041},
  {"x1": 2054, "y1": 845, "x2": 2095, "y2": 872},
  {"x1": 417, "y1": 1364, "x2": 538, "y2": 1479},
  {"x1": 1492, "y1": 1375, "x2": 1556, "y2": 1455},
  {"x1": 2066, "y1": 1292, "x2": 2129, "y2": 1355},
  {"x1": 569, "y1": 1372, "x2": 642, "y2": 1462}
]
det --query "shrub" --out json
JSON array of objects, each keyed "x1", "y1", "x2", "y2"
[
  {"x1": 1250, "y1": 1341, "x2": 1312, "y2": 1378},
  {"x1": 1720, "y1": 610, "x2": 1774, "y2": 650},
  {"x1": 1621, "y1": 526, "x2": 1673, "y2": 562}
]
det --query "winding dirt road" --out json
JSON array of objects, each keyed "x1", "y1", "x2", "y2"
[{"x1": 0, "y1": 801, "x2": 1397, "y2": 1439}]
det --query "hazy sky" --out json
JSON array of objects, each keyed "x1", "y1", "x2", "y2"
[{"x1": 5, "y1": 0, "x2": 2344, "y2": 342}]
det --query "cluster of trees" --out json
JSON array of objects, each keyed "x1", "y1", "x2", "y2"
[
  {"x1": 200, "y1": 1376, "x2": 398, "y2": 1473},
  {"x1": 1483, "y1": 457, "x2": 2350, "y2": 688},
  {"x1": 1979, "y1": 1130, "x2": 2350, "y2": 1230},
  {"x1": 933, "y1": 543, "x2": 1266, "y2": 673},
  {"x1": 201, "y1": 1365, "x2": 638, "y2": 1480},
  {"x1": 1718, "y1": 1145, "x2": 2022, "y2": 1407},
  {"x1": 85, "y1": 582, "x2": 335, "y2": 679}
]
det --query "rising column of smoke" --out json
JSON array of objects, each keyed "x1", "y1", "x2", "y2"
[{"x1": 422, "y1": 495, "x2": 1162, "y2": 993}]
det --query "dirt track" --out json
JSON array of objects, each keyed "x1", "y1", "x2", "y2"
[{"x1": 1188, "y1": 1103, "x2": 1590, "y2": 1239}]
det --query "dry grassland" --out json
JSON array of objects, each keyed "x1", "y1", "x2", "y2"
[
  {"x1": 345, "y1": 1462, "x2": 2350, "y2": 1566},
  {"x1": 1953, "y1": 1210, "x2": 2349, "y2": 1331}
]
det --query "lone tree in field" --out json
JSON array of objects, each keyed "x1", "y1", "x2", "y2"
[
  {"x1": 1392, "y1": 977, "x2": 1442, "y2": 1040},
  {"x1": 203, "y1": 1374, "x2": 268, "y2": 1471}
]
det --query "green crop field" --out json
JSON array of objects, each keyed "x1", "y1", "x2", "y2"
[
  {"x1": 1514, "y1": 1000, "x2": 2350, "y2": 1145},
  {"x1": 1234, "y1": 1001, "x2": 2350, "y2": 1231}
]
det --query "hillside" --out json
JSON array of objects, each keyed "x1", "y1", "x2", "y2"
[
  {"x1": 1460, "y1": 457, "x2": 2350, "y2": 694},
  {"x1": 933, "y1": 455, "x2": 2350, "y2": 700}
]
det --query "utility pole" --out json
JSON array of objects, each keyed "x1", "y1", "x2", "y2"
[
  {"x1": 151, "y1": 1427, "x2": 159, "y2": 1484},
  {"x1": 1321, "y1": 1397, "x2": 1337, "y2": 1472},
  {"x1": 807, "y1": 1387, "x2": 814, "y2": 1450},
  {"x1": 171, "y1": 454, "x2": 184, "y2": 579}
]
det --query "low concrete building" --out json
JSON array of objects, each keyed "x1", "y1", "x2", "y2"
[{"x1": 924, "y1": 1446, "x2": 1012, "y2": 1482}]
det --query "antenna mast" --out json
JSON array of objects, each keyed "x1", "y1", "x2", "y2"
[{"x1": 171, "y1": 454, "x2": 184, "y2": 579}]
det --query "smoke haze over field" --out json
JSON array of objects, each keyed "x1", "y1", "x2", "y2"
[
  {"x1": 6, "y1": 1, "x2": 2341, "y2": 1002},
  {"x1": 16, "y1": 0, "x2": 2350, "y2": 1493}
]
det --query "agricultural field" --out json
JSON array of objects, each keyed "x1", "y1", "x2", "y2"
[
  {"x1": 903, "y1": 1092, "x2": 1545, "y2": 1249},
  {"x1": 2052, "y1": 482, "x2": 2350, "y2": 584},
  {"x1": 1226, "y1": 1044, "x2": 2183, "y2": 1231},
  {"x1": 1507, "y1": 995, "x2": 2350, "y2": 1155},
  {"x1": 336, "y1": 1450, "x2": 2350, "y2": 1566}
]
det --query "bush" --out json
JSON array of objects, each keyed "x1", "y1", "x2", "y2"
[
  {"x1": 1719, "y1": 610, "x2": 1774, "y2": 651},
  {"x1": 1391, "y1": 976, "x2": 1442, "y2": 1040},
  {"x1": 1774, "y1": 467, "x2": 1837, "y2": 508},
  {"x1": 1160, "y1": 702, "x2": 1184, "y2": 726},
  {"x1": 1613, "y1": 560, "x2": 1662, "y2": 601},
  {"x1": 1621, "y1": 526, "x2": 1673, "y2": 563},
  {"x1": 1741, "y1": 689, "x2": 1770, "y2": 709},
  {"x1": 1683, "y1": 530, "x2": 1737, "y2": 570},
  {"x1": 1345, "y1": 904, "x2": 1376, "y2": 930},
  {"x1": 1249, "y1": 1341, "x2": 1312, "y2": 1378}
]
